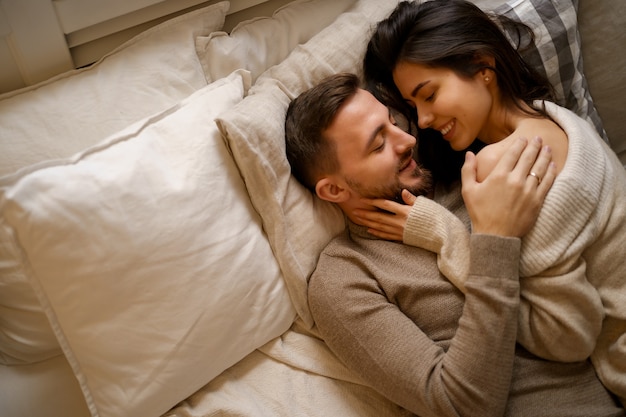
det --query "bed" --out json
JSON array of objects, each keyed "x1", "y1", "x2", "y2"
[{"x1": 0, "y1": 1, "x2": 624, "y2": 416}]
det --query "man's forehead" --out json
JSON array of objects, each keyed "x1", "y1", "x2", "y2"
[{"x1": 333, "y1": 90, "x2": 384, "y2": 128}]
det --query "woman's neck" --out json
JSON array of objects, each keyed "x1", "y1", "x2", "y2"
[{"x1": 480, "y1": 100, "x2": 538, "y2": 144}]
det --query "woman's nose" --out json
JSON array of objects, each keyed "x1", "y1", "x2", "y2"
[{"x1": 417, "y1": 108, "x2": 433, "y2": 129}]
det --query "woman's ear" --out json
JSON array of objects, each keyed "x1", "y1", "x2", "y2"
[
  {"x1": 475, "y1": 53, "x2": 496, "y2": 68},
  {"x1": 475, "y1": 54, "x2": 496, "y2": 81},
  {"x1": 315, "y1": 177, "x2": 349, "y2": 203}
]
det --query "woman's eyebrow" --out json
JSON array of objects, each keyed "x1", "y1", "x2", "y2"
[{"x1": 410, "y1": 80, "x2": 430, "y2": 97}]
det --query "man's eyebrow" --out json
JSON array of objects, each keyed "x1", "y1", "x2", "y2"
[
  {"x1": 365, "y1": 108, "x2": 394, "y2": 152},
  {"x1": 410, "y1": 80, "x2": 430, "y2": 97}
]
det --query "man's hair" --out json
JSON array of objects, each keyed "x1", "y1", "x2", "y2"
[{"x1": 285, "y1": 73, "x2": 360, "y2": 192}]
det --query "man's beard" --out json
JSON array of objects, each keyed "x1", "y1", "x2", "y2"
[{"x1": 345, "y1": 154, "x2": 433, "y2": 203}]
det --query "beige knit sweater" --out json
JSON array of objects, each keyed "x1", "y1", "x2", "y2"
[{"x1": 403, "y1": 101, "x2": 626, "y2": 405}]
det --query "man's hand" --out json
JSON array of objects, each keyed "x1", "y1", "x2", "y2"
[{"x1": 462, "y1": 136, "x2": 556, "y2": 237}]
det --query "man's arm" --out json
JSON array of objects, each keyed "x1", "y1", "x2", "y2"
[{"x1": 309, "y1": 234, "x2": 521, "y2": 417}]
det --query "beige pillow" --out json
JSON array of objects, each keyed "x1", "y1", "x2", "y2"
[
  {"x1": 217, "y1": 0, "x2": 401, "y2": 326},
  {"x1": 0, "y1": 1, "x2": 229, "y2": 178}
]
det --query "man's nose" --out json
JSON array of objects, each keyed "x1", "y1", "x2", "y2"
[{"x1": 394, "y1": 129, "x2": 416, "y2": 152}]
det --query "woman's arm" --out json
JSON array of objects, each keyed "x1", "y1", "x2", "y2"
[
  {"x1": 403, "y1": 197, "x2": 470, "y2": 292},
  {"x1": 353, "y1": 193, "x2": 471, "y2": 293}
]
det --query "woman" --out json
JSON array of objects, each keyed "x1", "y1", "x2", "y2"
[{"x1": 360, "y1": 0, "x2": 626, "y2": 406}]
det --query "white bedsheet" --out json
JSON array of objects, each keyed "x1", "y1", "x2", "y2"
[{"x1": 164, "y1": 319, "x2": 412, "y2": 417}]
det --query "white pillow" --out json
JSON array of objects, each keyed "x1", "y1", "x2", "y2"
[
  {"x1": 0, "y1": 355, "x2": 90, "y2": 417},
  {"x1": 216, "y1": 0, "x2": 401, "y2": 327},
  {"x1": 0, "y1": 69, "x2": 295, "y2": 417},
  {"x1": 0, "y1": 1, "x2": 229, "y2": 178},
  {"x1": 195, "y1": 0, "x2": 356, "y2": 84}
]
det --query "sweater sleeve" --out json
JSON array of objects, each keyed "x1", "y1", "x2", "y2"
[
  {"x1": 403, "y1": 194, "x2": 604, "y2": 363},
  {"x1": 309, "y1": 233, "x2": 521, "y2": 417},
  {"x1": 513, "y1": 107, "x2": 607, "y2": 362},
  {"x1": 516, "y1": 175, "x2": 604, "y2": 362},
  {"x1": 403, "y1": 196, "x2": 471, "y2": 293},
  {"x1": 517, "y1": 257, "x2": 604, "y2": 362}
]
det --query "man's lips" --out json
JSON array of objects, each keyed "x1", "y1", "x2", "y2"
[{"x1": 400, "y1": 156, "x2": 416, "y2": 173}]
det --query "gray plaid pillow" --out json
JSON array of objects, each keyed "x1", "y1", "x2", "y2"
[{"x1": 495, "y1": 0, "x2": 608, "y2": 142}]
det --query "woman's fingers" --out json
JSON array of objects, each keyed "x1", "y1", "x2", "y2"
[
  {"x1": 402, "y1": 189, "x2": 417, "y2": 205},
  {"x1": 353, "y1": 210, "x2": 404, "y2": 241},
  {"x1": 361, "y1": 197, "x2": 400, "y2": 214},
  {"x1": 354, "y1": 197, "x2": 414, "y2": 242}
]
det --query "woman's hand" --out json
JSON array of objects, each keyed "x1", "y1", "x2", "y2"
[
  {"x1": 462, "y1": 136, "x2": 556, "y2": 237},
  {"x1": 352, "y1": 189, "x2": 417, "y2": 241}
]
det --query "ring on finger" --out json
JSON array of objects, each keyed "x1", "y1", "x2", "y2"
[{"x1": 528, "y1": 171, "x2": 542, "y2": 184}]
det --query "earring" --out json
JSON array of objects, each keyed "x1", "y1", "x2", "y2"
[{"x1": 484, "y1": 76, "x2": 490, "y2": 82}]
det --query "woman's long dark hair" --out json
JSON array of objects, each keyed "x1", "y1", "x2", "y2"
[{"x1": 364, "y1": 0, "x2": 554, "y2": 183}]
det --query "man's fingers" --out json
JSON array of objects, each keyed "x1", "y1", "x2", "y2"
[
  {"x1": 515, "y1": 137, "x2": 550, "y2": 181},
  {"x1": 461, "y1": 151, "x2": 478, "y2": 187},
  {"x1": 491, "y1": 137, "x2": 529, "y2": 173},
  {"x1": 537, "y1": 161, "x2": 557, "y2": 197},
  {"x1": 526, "y1": 144, "x2": 552, "y2": 186}
]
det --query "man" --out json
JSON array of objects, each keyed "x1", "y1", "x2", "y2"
[{"x1": 285, "y1": 73, "x2": 624, "y2": 417}]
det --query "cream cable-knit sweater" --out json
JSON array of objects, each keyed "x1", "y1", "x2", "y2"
[{"x1": 404, "y1": 101, "x2": 626, "y2": 405}]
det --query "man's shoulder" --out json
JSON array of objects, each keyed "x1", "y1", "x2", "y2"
[
  {"x1": 318, "y1": 227, "x2": 363, "y2": 260},
  {"x1": 308, "y1": 228, "x2": 361, "y2": 304}
]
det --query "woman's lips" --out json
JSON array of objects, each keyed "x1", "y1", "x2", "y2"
[{"x1": 439, "y1": 119, "x2": 455, "y2": 140}]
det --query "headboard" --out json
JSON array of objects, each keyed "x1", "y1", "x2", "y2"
[{"x1": 0, "y1": 0, "x2": 291, "y2": 94}]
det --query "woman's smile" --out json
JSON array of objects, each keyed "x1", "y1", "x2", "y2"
[{"x1": 438, "y1": 119, "x2": 455, "y2": 140}]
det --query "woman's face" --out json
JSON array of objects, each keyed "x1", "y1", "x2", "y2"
[{"x1": 392, "y1": 61, "x2": 493, "y2": 150}]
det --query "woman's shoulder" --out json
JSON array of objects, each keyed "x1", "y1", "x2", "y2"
[
  {"x1": 474, "y1": 117, "x2": 567, "y2": 182},
  {"x1": 516, "y1": 117, "x2": 568, "y2": 173}
]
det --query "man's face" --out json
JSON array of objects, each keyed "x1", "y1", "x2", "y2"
[{"x1": 324, "y1": 88, "x2": 432, "y2": 201}]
